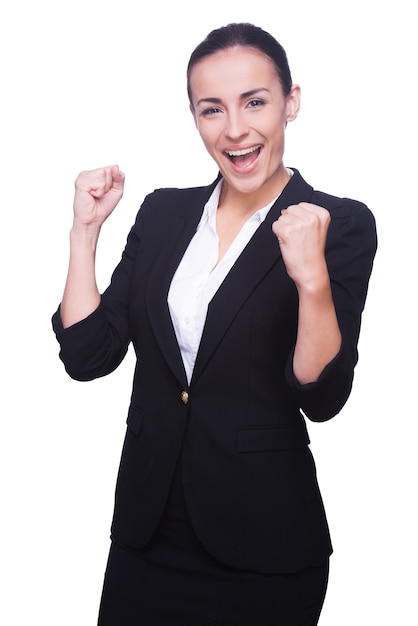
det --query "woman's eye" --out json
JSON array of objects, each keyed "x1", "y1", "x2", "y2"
[
  {"x1": 247, "y1": 98, "x2": 265, "y2": 108},
  {"x1": 201, "y1": 107, "x2": 221, "y2": 117}
]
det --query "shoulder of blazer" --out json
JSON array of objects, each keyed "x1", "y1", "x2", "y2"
[
  {"x1": 135, "y1": 170, "x2": 376, "y2": 240},
  {"x1": 310, "y1": 188, "x2": 376, "y2": 226},
  {"x1": 138, "y1": 168, "x2": 313, "y2": 219},
  {"x1": 139, "y1": 173, "x2": 222, "y2": 221},
  {"x1": 310, "y1": 188, "x2": 377, "y2": 259}
]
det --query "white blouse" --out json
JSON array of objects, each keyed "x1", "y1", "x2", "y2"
[{"x1": 167, "y1": 177, "x2": 286, "y2": 383}]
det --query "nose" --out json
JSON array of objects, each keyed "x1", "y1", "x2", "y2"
[{"x1": 224, "y1": 110, "x2": 249, "y2": 141}]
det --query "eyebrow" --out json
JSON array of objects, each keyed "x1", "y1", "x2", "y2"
[{"x1": 195, "y1": 88, "x2": 269, "y2": 107}]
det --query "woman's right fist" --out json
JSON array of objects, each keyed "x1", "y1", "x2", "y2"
[{"x1": 73, "y1": 165, "x2": 125, "y2": 228}]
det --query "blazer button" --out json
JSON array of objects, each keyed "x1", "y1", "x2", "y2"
[{"x1": 181, "y1": 391, "x2": 189, "y2": 405}]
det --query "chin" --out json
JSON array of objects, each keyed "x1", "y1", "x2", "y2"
[{"x1": 227, "y1": 173, "x2": 269, "y2": 195}]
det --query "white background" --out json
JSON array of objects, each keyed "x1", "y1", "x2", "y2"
[{"x1": 1, "y1": 1, "x2": 417, "y2": 624}]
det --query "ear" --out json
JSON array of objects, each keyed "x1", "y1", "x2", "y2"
[{"x1": 285, "y1": 84, "x2": 301, "y2": 122}]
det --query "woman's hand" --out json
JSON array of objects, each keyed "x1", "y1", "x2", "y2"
[
  {"x1": 272, "y1": 202, "x2": 330, "y2": 289},
  {"x1": 73, "y1": 165, "x2": 125, "y2": 230},
  {"x1": 60, "y1": 165, "x2": 125, "y2": 329},
  {"x1": 272, "y1": 203, "x2": 341, "y2": 384}
]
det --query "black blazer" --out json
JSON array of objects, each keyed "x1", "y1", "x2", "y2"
[{"x1": 52, "y1": 169, "x2": 377, "y2": 573}]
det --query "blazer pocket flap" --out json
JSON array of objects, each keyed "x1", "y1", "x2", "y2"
[
  {"x1": 126, "y1": 405, "x2": 144, "y2": 436},
  {"x1": 237, "y1": 424, "x2": 310, "y2": 453}
]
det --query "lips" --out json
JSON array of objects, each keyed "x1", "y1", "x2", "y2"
[{"x1": 224, "y1": 144, "x2": 262, "y2": 169}]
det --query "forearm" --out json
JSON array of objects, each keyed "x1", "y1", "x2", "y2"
[
  {"x1": 293, "y1": 276, "x2": 342, "y2": 385},
  {"x1": 60, "y1": 225, "x2": 102, "y2": 328}
]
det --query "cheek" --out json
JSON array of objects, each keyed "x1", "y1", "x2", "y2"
[
  {"x1": 199, "y1": 133, "x2": 213, "y2": 153},
  {"x1": 197, "y1": 126, "x2": 219, "y2": 153},
  {"x1": 267, "y1": 120, "x2": 286, "y2": 147}
]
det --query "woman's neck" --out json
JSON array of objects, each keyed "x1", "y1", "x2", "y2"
[{"x1": 218, "y1": 167, "x2": 291, "y2": 216}]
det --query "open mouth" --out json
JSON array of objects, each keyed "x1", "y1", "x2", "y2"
[{"x1": 224, "y1": 144, "x2": 262, "y2": 169}]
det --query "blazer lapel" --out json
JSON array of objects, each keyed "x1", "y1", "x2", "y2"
[
  {"x1": 191, "y1": 169, "x2": 314, "y2": 385},
  {"x1": 146, "y1": 179, "x2": 220, "y2": 386},
  {"x1": 145, "y1": 169, "x2": 313, "y2": 387}
]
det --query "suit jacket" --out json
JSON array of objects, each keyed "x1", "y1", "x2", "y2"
[{"x1": 52, "y1": 169, "x2": 377, "y2": 573}]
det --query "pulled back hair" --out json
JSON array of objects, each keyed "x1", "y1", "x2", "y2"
[{"x1": 187, "y1": 23, "x2": 293, "y2": 105}]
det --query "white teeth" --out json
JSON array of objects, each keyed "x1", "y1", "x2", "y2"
[{"x1": 225, "y1": 145, "x2": 261, "y2": 157}]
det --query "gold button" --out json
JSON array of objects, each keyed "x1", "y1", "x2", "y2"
[{"x1": 181, "y1": 391, "x2": 189, "y2": 405}]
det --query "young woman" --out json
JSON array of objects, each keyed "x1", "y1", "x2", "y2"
[{"x1": 53, "y1": 23, "x2": 377, "y2": 625}]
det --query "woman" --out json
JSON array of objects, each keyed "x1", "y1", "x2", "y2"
[{"x1": 52, "y1": 23, "x2": 377, "y2": 625}]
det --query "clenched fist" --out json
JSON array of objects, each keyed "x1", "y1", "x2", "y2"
[
  {"x1": 272, "y1": 202, "x2": 331, "y2": 289},
  {"x1": 73, "y1": 165, "x2": 125, "y2": 229}
]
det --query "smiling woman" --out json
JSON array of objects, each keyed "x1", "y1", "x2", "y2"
[
  {"x1": 52, "y1": 22, "x2": 377, "y2": 626},
  {"x1": 188, "y1": 46, "x2": 302, "y2": 266},
  {"x1": 189, "y1": 47, "x2": 300, "y2": 205}
]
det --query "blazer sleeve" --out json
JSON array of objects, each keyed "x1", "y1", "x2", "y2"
[
  {"x1": 51, "y1": 195, "x2": 149, "y2": 381},
  {"x1": 285, "y1": 196, "x2": 377, "y2": 422}
]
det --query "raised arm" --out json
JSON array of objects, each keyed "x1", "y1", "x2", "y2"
[
  {"x1": 60, "y1": 165, "x2": 125, "y2": 328},
  {"x1": 272, "y1": 202, "x2": 341, "y2": 385}
]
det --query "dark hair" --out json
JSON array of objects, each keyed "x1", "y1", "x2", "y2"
[{"x1": 187, "y1": 23, "x2": 293, "y2": 105}]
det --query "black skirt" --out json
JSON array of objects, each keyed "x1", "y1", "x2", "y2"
[{"x1": 98, "y1": 462, "x2": 329, "y2": 626}]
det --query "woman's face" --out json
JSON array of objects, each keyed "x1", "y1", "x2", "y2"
[{"x1": 189, "y1": 46, "x2": 300, "y2": 201}]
